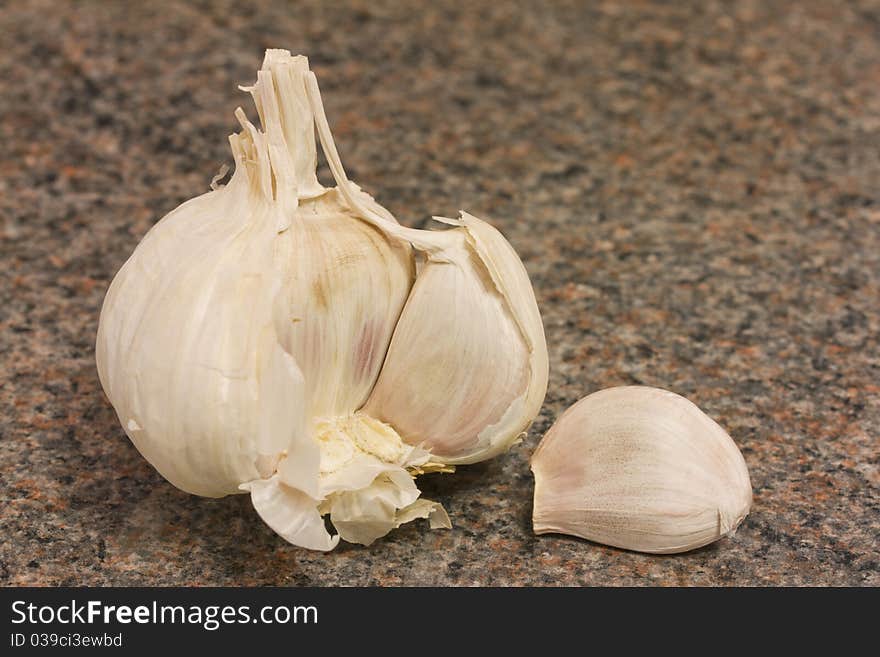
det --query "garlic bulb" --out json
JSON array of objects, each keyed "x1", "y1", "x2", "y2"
[
  {"x1": 96, "y1": 49, "x2": 548, "y2": 551},
  {"x1": 531, "y1": 386, "x2": 751, "y2": 554}
]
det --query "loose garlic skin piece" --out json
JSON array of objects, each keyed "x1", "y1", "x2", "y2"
[
  {"x1": 95, "y1": 50, "x2": 548, "y2": 551},
  {"x1": 531, "y1": 386, "x2": 752, "y2": 554}
]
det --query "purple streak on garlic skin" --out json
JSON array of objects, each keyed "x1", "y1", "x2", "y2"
[{"x1": 273, "y1": 211, "x2": 414, "y2": 419}]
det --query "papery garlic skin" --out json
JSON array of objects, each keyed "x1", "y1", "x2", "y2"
[
  {"x1": 363, "y1": 222, "x2": 538, "y2": 463},
  {"x1": 96, "y1": 49, "x2": 547, "y2": 550},
  {"x1": 274, "y1": 204, "x2": 414, "y2": 419},
  {"x1": 531, "y1": 386, "x2": 752, "y2": 554},
  {"x1": 95, "y1": 181, "x2": 285, "y2": 497}
]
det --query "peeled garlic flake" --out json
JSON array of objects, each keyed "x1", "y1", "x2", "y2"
[
  {"x1": 531, "y1": 386, "x2": 751, "y2": 554},
  {"x1": 95, "y1": 49, "x2": 548, "y2": 551}
]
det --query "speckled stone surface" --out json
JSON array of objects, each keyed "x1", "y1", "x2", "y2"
[{"x1": 2, "y1": 0, "x2": 878, "y2": 586}]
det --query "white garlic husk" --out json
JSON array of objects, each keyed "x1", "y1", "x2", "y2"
[
  {"x1": 531, "y1": 386, "x2": 751, "y2": 554},
  {"x1": 95, "y1": 49, "x2": 548, "y2": 551}
]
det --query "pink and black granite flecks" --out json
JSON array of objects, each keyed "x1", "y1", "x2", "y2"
[{"x1": 0, "y1": 0, "x2": 877, "y2": 585}]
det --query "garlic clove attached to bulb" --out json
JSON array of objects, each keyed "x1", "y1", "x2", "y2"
[
  {"x1": 362, "y1": 213, "x2": 548, "y2": 464},
  {"x1": 96, "y1": 49, "x2": 548, "y2": 551},
  {"x1": 272, "y1": 208, "x2": 415, "y2": 419},
  {"x1": 531, "y1": 386, "x2": 752, "y2": 554}
]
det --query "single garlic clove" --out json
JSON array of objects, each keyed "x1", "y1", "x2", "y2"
[
  {"x1": 362, "y1": 214, "x2": 548, "y2": 464},
  {"x1": 531, "y1": 386, "x2": 752, "y2": 554},
  {"x1": 273, "y1": 205, "x2": 414, "y2": 419}
]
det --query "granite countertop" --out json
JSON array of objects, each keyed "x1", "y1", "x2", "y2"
[{"x1": 1, "y1": 0, "x2": 878, "y2": 586}]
